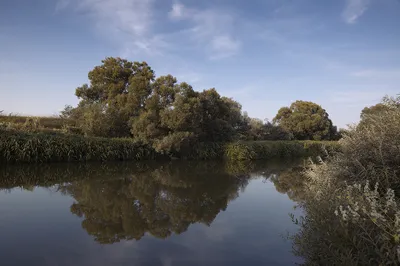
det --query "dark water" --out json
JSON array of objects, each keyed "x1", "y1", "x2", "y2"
[{"x1": 0, "y1": 161, "x2": 303, "y2": 266}]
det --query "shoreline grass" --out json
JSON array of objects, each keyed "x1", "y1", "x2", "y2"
[
  {"x1": 0, "y1": 129, "x2": 340, "y2": 164},
  {"x1": 0, "y1": 129, "x2": 159, "y2": 163}
]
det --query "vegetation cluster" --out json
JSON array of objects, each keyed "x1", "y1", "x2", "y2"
[
  {"x1": 0, "y1": 57, "x2": 343, "y2": 162},
  {"x1": 288, "y1": 95, "x2": 400, "y2": 265},
  {"x1": 0, "y1": 128, "x2": 338, "y2": 163}
]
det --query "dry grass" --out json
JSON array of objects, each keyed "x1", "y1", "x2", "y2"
[{"x1": 291, "y1": 97, "x2": 400, "y2": 265}]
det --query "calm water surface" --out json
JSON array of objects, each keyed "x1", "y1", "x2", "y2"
[{"x1": 0, "y1": 161, "x2": 303, "y2": 266}]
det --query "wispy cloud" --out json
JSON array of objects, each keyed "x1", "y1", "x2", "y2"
[
  {"x1": 209, "y1": 35, "x2": 240, "y2": 60},
  {"x1": 342, "y1": 0, "x2": 371, "y2": 24},
  {"x1": 168, "y1": 2, "x2": 241, "y2": 59},
  {"x1": 56, "y1": 0, "x2": 162, "y2": 55},
  {"x1": 77, "y1": 0, "x2": 153, "y2": 36},
  {"x1": 55, "y1": 0, "x2": 70, "y2": 13}
]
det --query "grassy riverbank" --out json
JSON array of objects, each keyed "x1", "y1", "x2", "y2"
[{"x1": 0, "y1": 129, "x2": 339, "y2": 163}]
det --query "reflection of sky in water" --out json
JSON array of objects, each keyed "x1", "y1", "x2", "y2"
[{"x1": 0, "y1": 177, "x2": 302, "y2": 266}]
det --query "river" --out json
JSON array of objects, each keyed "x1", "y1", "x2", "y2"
[{"x1": 0, "y1": 160, "x2": 304, "y2": 266}]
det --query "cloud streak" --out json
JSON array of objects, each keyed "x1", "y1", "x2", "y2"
[
  {"x1": 168, "y1": 2, "x2": 241, "y2": 59},
  {"x1": 56, "y1": 0, "x2": 161, "y2": 55},
  {"x1": 57, "y1": 0, "x2": 241, "y2": 59},
  {"x1": 342, "y1": 0, "x2": 370, "y2": 24}
]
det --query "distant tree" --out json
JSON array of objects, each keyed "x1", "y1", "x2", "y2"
[
  {"x1": 359, "y1": 95, "x2": 400, "y2": 129},
  {"x1": 273, "y1": 101, "x2": 336, "y2": 140},
  {"x1": 360, "y1": 103, "x2": 391, "y2": 119},
  {"x1": 236, "y1": 114, "x2": 291, "y2": 141}
]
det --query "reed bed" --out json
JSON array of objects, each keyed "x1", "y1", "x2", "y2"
[
  {"x1": 0, "y1": 130, "x2": 158, "y2": 163},
  {"x1": 0, "y1": 130, "x2": 340, "y2": 163}
]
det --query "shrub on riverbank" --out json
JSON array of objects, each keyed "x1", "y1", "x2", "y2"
[
  {"x1": 291, "y1": 95, "x2": 400, "y2": 265},
  {"x1": 0, "y1": 129, "x2": 339, "y2": 163}
]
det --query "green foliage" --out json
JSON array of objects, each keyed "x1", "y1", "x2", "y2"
[
  {"x1": 273, "y1": 100, "x2": 337, "y2": 140},
  {"x1": 0, "y1": 129, "x2": 158, "y2": 163},
  {"x1": 223, "y1": 141, "x2": 339, "y2": 161},
  {"x1": 236, "y1": 112, "x2": 291, "y2": 141},
  {"x1": 190, "y1": 140, "x2": 340, "y2": 161},
  {"x1": 0, "y1": 128, "x2": 338, "y2": 163},
  {"x1": 67, "y1": 57, "x2": 244, "y2": 152}
]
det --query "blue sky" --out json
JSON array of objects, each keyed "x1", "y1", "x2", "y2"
[{"x1": 1, "y1": 0, "x2": 399, "y2": 127}]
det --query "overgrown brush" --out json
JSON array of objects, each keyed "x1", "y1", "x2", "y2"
[
  {"x1": 291, "y1": 95, "x2": 400, "y2": 265},
  {"x1": 292, "y1": 161, "x2": 400, "y2": 265}
]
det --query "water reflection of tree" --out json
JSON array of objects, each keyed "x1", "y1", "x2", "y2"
[
  {"x1": 0, "y1": 160, "x2": 303, "y2": 244},
  {"x1": 269, "y1": 166, "x2": 307, "y2": 202},
  {"x1": 57, "y1": 162, "x2": 251, "y2": 244}
]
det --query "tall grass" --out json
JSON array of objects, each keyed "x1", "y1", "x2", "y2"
[
  {"x1": 290, "y1": 96, "x2": 400, "y2": 265},
  {"x1": 0, "y1": 115, "x2": 73, "y2": 129},
  {"x1": 0, "y1": 130, "x2": 339, "y2": 163},
  {"x1": 0, "y1": 130, "x2": 158, "y2": 163}
]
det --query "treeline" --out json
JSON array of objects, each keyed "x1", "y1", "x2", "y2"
[{"x1": 48, "y1": 57, "x2": 339, "y2": 155}]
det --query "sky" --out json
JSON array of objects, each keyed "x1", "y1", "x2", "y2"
[{"x1": 1, "y1": 0, "x2": 399, "y2": 128}]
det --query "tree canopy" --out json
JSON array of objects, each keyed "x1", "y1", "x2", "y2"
[
  {"x1": 67, "y1": 57, "x2": 245, "y2": 155},
  {"x1": 273, "y1": 100, "x2": 336, "y2": 140},
  {"x1": 63, "y1": 57, "x2": 340, "y2": 149}
]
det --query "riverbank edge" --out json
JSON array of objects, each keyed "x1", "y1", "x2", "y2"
[{"x1": 0, "y1": 130, "x2": 340, "y2": 163}]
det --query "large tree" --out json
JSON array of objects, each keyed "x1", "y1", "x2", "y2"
[
  {"x1": 273, "y1": 100, "x2": 336, "y2": 140},
  {"x1": 66, "y1": 57, "x2": 244, "y2": 154}
]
